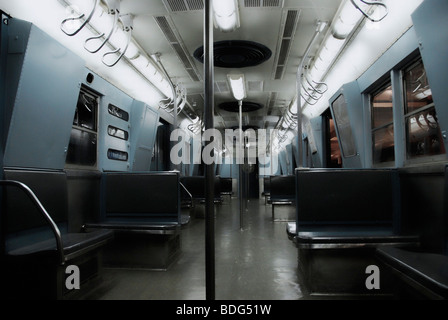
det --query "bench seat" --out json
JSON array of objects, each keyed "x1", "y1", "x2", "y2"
[
  {"x1": 8, "y1": 229, "x2": 113, "y2": 259},
  {"x1": 84, "y1": 223, "x2": 179, "y2": 235},
  {"x1": 91, "y1": 172, "x2": 183, "y2": 270},
  {"x1": 294, "y1": 226, "x2": 420, "y2": 249},
  {"x1": 376, "y1": 247, "x2": 448, "y2": 299}
]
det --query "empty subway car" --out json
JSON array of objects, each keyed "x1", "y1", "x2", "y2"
[{"x1": 0, "y1": 0, "x2": 447, "y2": 301}]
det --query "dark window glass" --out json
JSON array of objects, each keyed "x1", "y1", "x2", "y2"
[
  {"x1": 73, "y1": 91, "x2": 97, "y2": 130},
  {"x1": 332, "y1": 94, "x2": 356, "y2": 157},
  {"x1": 404, "y1": 59, "x2": 445, "y2": 159},
  {"x1": 66, "y1": 88, "x2": 98, "y2": 167},
  {"x1": 371, "y1": 83, "x2": 394, "y2": 164},
  {"x1": 66, "y1": 128, "x2": 97, "y2": 166}
]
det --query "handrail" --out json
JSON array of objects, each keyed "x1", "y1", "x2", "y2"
[
  {"x1": 102, "y1": 14, "x2": 134, "y2": 67},
  {"x1": 350, "y1": 0, "x2": 388, "y2": 22},
  {"x1": 179, "y1": 181, "x2": 193, "y2": 204},
  {"x1": 84, "y1": 5, "x2": 119, "y2": 54},
  {"x1": 0, "y1": 180, "x2": 65, "y2": 265},
  {"x1": 60, "y1": 0, "x2": 99, "y2": 36}
]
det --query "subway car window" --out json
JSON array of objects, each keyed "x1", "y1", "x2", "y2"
[
  {"x1": 404, "y1": 59, "x2": 446, "y2": 160},
  {"x1": 331, "y1": 94, "x2": 356, "y2": 157},
  {"x1": 371, "y1": 83, "x2": 394, "y2": 165},
  {"x1": 66, "y1": 88, "x2": 98, "y2": 167}
]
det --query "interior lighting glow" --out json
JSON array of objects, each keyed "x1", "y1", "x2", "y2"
[
  {"x1": 227, "y1": 74, "x2": 246, "y2": 101},
  {"x1": 212, "y1": 0, "x2": 240, "y2": 32}
]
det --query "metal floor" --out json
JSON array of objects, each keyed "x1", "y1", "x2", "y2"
[{"x1": 85, "y1": 196, "x2": 304, "y2": 300}]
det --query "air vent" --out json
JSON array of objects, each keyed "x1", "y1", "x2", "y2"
[
  {"x1": 272, "y1": 10, "x2": 300, "y2": 80},
  {"x1": 194, "y1": 40, "x2": 272, "y2": 68},
  {"x1": 154, "y1": 16, "x2": 201, "y2": 81},
  {"x1": 164, "y1": 0, "x2": 204, "y2": 12},
  {"x1": 244, "y1": 0, "x2": 283, "y2": 8},
  {"x1": 267, "y1": 92, "x2": 278, "y2": 115},
  {"x1": 222, "y1": 116, "x2": 238, "y2": 121},
  {"x1": 214, "y1": 81, "x2": 230, "y2": 93},
  {"x1": 248, "y1": 80, "x2": 264, "y2": 92},
  {"x1": 219, "y1": 101, "x2": 263, "y2": 113}
]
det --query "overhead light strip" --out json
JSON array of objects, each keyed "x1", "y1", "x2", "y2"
[{"x1": 212, "y1": 0, "x2": 240, "y2": 32}]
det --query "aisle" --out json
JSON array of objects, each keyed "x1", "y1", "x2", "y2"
[{"x1": 88, "y1": 197, "x2": 303, "y2": 300}]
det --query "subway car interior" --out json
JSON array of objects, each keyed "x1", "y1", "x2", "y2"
[{"x1": 0, "y1": 0, "x2": 447, "y2": 302}]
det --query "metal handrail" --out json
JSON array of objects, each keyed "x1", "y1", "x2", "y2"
[
  {"x1": 179, "y1": 181, "x2": 193, "y2": 205},
  {"x1": 0, "y1": 180, "x2": 65, "y2": 265},
  {"x1": 60, "y1": 0, "x2": 99, "y2": 36}
]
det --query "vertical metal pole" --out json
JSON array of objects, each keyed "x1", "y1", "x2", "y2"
[
  {"x1": 173, "y1": 87, "x2": 178, "y2": 171},
  {"x1": 239, "y1": 100, "x2": 244, "y2": 229},
  {"x1": 204, "y1": 0, "x2": 215, "y2": 301}
]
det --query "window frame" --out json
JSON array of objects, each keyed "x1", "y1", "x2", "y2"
[
  {"x1": 65, "y1": 86, "x2": 99, "y2": 168},
  {"x1": 402, "y1": 58, "x2": 446, "y2": 165},
  {"x1": 370, "y1": 81, "x2": 395, "y2": 167}
]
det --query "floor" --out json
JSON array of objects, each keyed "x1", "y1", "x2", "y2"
[{"x1": 85, "y1": 196, "x2": 305, "y2": 300}]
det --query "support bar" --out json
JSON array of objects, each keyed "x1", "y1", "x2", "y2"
[{"x1": 0, "y1": 180, "x2": 65, "y2": 265}]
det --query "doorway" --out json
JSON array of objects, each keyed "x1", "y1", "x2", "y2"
[{"x1": 323, "y1": 109, "x2": 342, "y2": 168}]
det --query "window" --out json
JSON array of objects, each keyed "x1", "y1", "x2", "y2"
[
  {"x1": 66, "y1": 88, "x2": 98, "y2": 167},
  {"x1": 403, "y1": 59, "x2": 445, "y2": 160},
  {"x1": 371, "y1": 83, "x2": 394, "y2": 164},
  {"x1": 332, "y1": 94, "x2": 356, "y2": 157}
]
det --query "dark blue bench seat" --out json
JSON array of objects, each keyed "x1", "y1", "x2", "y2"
[
  {"x1": 376, "y1": 247, "x2": 448, "y2": 299},
  {"x1": 270, "y1": 175, "x2": 295, "y2": 221},
  {"x1": 1, "y1": 169, "x2": 113, "y2": 299},
  {"x1": 7, "y1": 230, "x2": 113, "y2": 259},
  {"x1": 373, "y1": 164, "x2": 448, "y2": 299},
  {"x1": 84, "y1": 171, "x2": 182, "y2": 270},
  {"x1": 295, "y1": 226, "x2": 419, "y2": 249},
  {"x1": 180, "y1": 176, "x2": 222, "y2": 218},
  {"x1": 289, "y1": 168, "x2": 419, "y2": 296}
]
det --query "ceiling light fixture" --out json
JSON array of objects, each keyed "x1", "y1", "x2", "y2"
[
  {"x1": 212, "y1": 0, "x2": 240, "y2": 32},
  {"x1": 227, "y1": 74, "x2": 246, "y2": 101}
]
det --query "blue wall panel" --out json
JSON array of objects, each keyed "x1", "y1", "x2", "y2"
[{"x1": 4, "y1": 20, "x2": 84, "y2": 170}]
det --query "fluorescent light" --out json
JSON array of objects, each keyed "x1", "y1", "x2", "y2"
[
  {"x1": 309, "y1": 34, "x2": 345, "y2": 81},
  {"x1": 332, "y1": 0, "x2": 364, "y2": 39},
  {"x1": 227, "y1": 74, "x2": 246, "y2": 101},
  {"x1": 212, "y1": 0, "x2": 240, "y2": 32}
]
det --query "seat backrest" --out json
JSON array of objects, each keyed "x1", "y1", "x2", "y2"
[
  {"x1": 296, "y1": 168, "x2": 400, "y2": 229},
  {"x1": 102, "y1": 172, "x2": 180, "y2": 225},
  {"x1": 220, "y1": 177, "x2": 232, "y2": 194},
  {"x1": 270, "y1": 175, "x2": 295, "y2": 200},
  {"x1": 263, "y1": 177, "x2": 271, "y2": 194},
  {"x1": 2, "y1": 169, "x2": 68, "y2": 250}
]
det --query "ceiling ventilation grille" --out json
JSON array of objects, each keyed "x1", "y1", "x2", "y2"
[
  {"x1": 272, "y1": 9, "x2": 300, "y2": 80},
  {"x1": 267, "y1": 92, "x2": 278, "y2": 115},
  {"x1": 154, "y1": 16, "x2": 201, "y2": 82},
  {"x1": 248, "y1": 80, "x2": 264, "y2": 92},
  {"x1": 214, "y1": 81, "x2": 230, "y2": 93},
  {"x1": 164, "y1": 0, "x2": 204, "y2": 12},
  {"x1": 244, "y1": 0, "x2": 283, "y2": 8}
]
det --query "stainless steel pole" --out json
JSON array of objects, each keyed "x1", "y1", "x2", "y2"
[
  {"x1": 239, "y1": 99, "x2": 244, "y2": 229},
  {"x1": 204, "y1": 0, "x2": 215, "y2": 301}
]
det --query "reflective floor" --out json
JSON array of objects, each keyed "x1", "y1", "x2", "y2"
[{"x1": 86, "y1": 196, "x2": 304, "y2": 300}]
